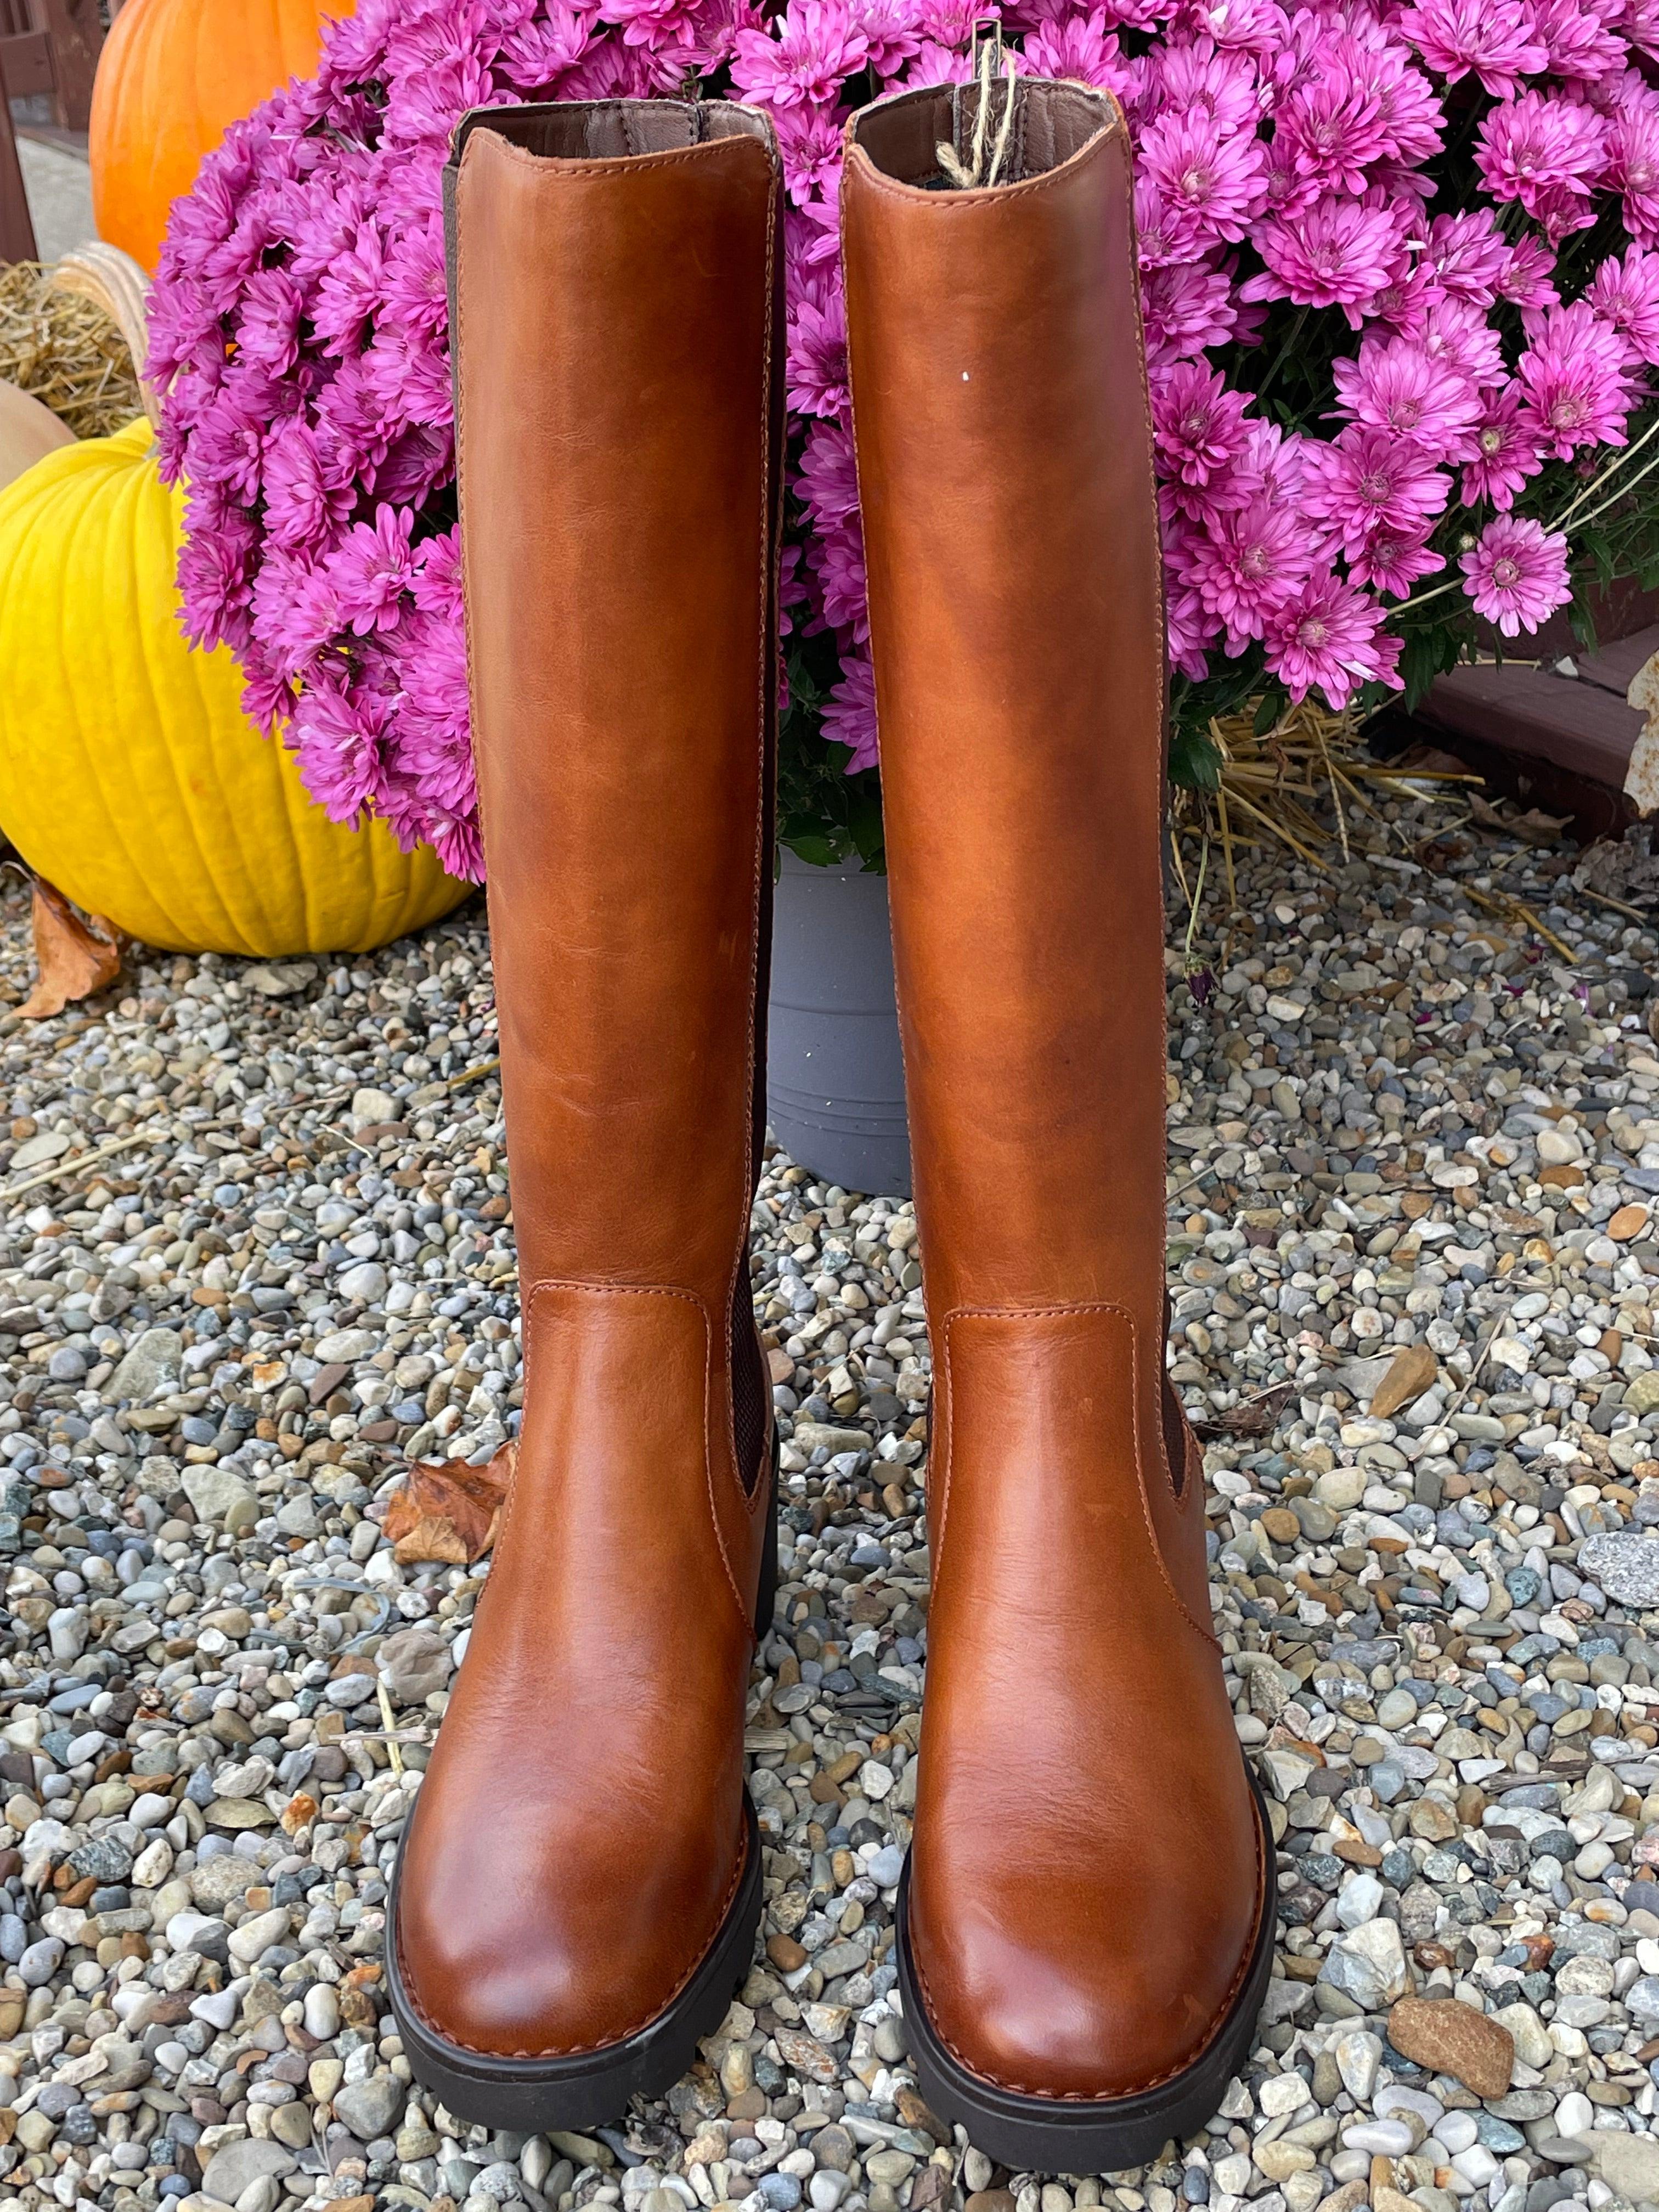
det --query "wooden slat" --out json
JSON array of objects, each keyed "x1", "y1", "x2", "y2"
[
  {"x1": 22, "y1": 0, "x2": 98, "y2": 131},
  {"x1": 1575, "y1": 623, "x2": 1659, "y2": 702},
  {"x1": 1421, "y1": 661, "x2": 1640, "y2": 788},
  {"x1": 0, "y1": 26, "x2": 55, "y2": 97},
  {"x1": 0, "y1": 85, "x2": 38, "y2": 261}
]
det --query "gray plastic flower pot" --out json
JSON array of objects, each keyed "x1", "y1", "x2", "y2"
[{"x1": 766, "y1": 849, "x2": 911, "y2": 1198}]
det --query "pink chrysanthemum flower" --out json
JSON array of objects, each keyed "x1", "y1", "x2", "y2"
[
  {"x1": 1498, "y1": 230, "x2": 1562, "y2": 317},
  {"x1": 324, "y1": 504, "x2": 420, "y2": 637},
  {"x1": 1137, "y1": 107, "x2": 1269, "y2": 254},
  {"x1": 1140, "y1": 257, "x2": 1243, "y2": 363},
  {"x1": 1605, "y1": 98, "x2": 1659, "y2": 239},
  {"x1": 1460, "y1": 382, "x2": 1547, "y2": 506},
  {"x1": 1185, "y1": 495, "x2": 1313, "y2": 648},
  {"x1": 1244, "y1": 192, "x2": 1409, "y2": 324},
  {"x1": 1350, "y1": 527, "x2": 1445, "y2": 597},
  {"x1": 1415, "y1": 294, "x2": 1508, "y2": 387},
  {"x1": 731, "y1": 0, "x2": 870, "y2": 109},
  {"x1": 1587, "y1": 242, "x2": 1659, "y2": 361},
  {"x1": 1274, "y1": 49, "x2": 1384, "y2": 193},
  {"x1": 857, "y1": 0, "x2": 924, "y2": 74},
  {"x1": 1341, "y1": 26, "x2": 1446, "y2": 170},
  {"x1": 1165, "y1": 576, "x2": 1223, "y2": 679},
  {"x1": 1186, "y1": 0, "x2": 1292, "y2": 58},
  {"x1": 1022, "y1": 7, "x2": 1133, "y2": 87},
  {"x1": 1627, "y1": 0, "x2": 1659, "y2": 63},
  {"x1": 787, "y1": 279, "x2": 849, "y2": 418},
  {"x1": 1476, "y1": 87, "x2": 1607, "y2": 237},
  {"x1": 1152, "y1": 361, "x2": 1258, "y2": 511},
  {"x1": 262, "y1": 421, "x2": 356, "y2": 552},
  {"x1": 797, "y1": 417, "x2": 869, "y2": 640},
  {"x1": 1302, "y1": 423, "x2": 1451, "y2": 555},
  {"x1": 1419, "y1": 208, "x2": 1512, "y2": 305},
  {"x1": 1400, "y1": 0, "x2": 1547, "y2": 97},
  {"x1": 1459, "y1": 513, "x2": 1572, "y2": 631},
  {"x1": 772, "y1": 101, "x2": 843, "y2": 205},
  {"x1": 821, "y1": 651, "x2": 879, "y2": 772},
  {"x1": 1516, "y1": 298, "x2": 1630, "y2": 454},
  {"x1": 1528, "y1": 0, "x2": 1626, "y2": 80},
  {"x1": 1331, "y1": 332, "x2": 1485, "y2": 453},
  {"x1": 1147, "y1": 35, "x2": 1265, "y2": 132},
  {"x1": 1263, "y1": 570, "x2": 1402, "y2": 706}
]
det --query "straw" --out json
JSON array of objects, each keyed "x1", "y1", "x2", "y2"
[{"x1": 0, "y1": 260, "x2": 145, "y2": 440}]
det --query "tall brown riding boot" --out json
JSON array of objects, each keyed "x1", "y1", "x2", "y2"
[
  {"x1": 840, "y1": 78, "x2": 1275, "y2": 2168},
  {"x1": 386, "y1": 98, "x2": 785, "y2": 2128}
]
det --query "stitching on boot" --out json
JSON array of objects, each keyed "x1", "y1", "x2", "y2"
[
  {"x1": 393, "y1": 1816, "x2": 752, "y2": 2059},
  {"x1": 907, "y1": 1778, "x2": 1268, "y2": 2101},
  {"x1": 937, "y1": 1301, "x2": 1219, "y2": 1652},
  {"x1": 467, "y1": 135, "x2": 769, "y2": 179},
  {"x1": 523, "y1": 1277, "x2": 752, "y2": 1635}
]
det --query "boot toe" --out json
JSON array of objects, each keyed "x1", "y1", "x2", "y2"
[
  {"x1": 396, "y1": 1885, "x2": 635, "y2": 2059},
  {"x1": 907, "y1": 1819, "x2": 1266, "y2": 2103},
  {"x1": 394, "y1": 1790, "x2": 748, "y2": 2060}
]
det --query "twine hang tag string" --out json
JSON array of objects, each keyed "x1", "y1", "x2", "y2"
[{"x1": 938, "y1": 20, "x2": 1018, "y2": 189}]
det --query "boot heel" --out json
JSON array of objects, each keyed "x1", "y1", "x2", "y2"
[{"x1": 754, "y1": 1429, "x2": 781, "y2": 1636}]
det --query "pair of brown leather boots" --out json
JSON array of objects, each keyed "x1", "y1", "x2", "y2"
[{"x1": 385, "y1": 75, "x2": 1274, "y2": 2171}]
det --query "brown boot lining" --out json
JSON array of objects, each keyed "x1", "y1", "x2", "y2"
[
  {"x1": 850, "y1": 78, "x2": 1111, "y2": 191},
  {"x1": 455, "y1": 99, "x2": 776, "y2": 165}
]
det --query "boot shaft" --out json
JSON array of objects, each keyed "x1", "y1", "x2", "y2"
[
  {"x1": 840, "y1": 81, "x2": 1168, "y2": 1336},
  {"x1": 446, "y1": 102, "x2": 785, "y2": 1313},
  {"x1": 388, "y1": 106, "x2": 786, "y2": 2096},
  {"x1": 842, "y1": 90, "x2": 1274, "y2": 2154}
]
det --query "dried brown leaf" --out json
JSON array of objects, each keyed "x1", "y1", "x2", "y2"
[
  {"x1": 382, "y1": 1446, "x2": 511, "y2": 1565},
  {"x1": 1470, "y1": 792, "x2": 1573, "y2": 846},
  {"x1": 1369, "y1": 1343, "x2": 1438, "y2": 1421},
  {"x1": 18, "y1": 879, "x2": 122, "y2": 1020},
  {"x1": 1193, "y1": 1381, "x2": 1295, "y2": 1441}
]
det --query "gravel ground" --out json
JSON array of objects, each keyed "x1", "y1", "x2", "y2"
[{"x1": 6, "y1": 790, "x2": 1659, "y2": 2212}]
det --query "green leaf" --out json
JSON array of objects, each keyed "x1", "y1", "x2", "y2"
[
  {"x1": 1170, "y1": 721, "x2": 1222, "y2": 792},
  {"x1": 781, "y1": 832, "x2": 838, "y2": 867}
]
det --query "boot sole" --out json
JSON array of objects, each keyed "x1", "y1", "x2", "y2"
[
  {"x1": 385, "y1": 1437, "x2": 782, "y2": 2131},
  {"x1": 895, "y1": 1767, "x2": 1278, "y2": 2170}
]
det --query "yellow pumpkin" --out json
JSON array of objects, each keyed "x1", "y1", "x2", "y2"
[
  {"x1": 0, "y1": 411, "x2": 469, "y2": 956},
  {"x1": 90, "y1": 0, "x2": 353, "y2": 273}
]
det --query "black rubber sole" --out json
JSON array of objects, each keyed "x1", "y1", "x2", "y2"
[
  {"x1": 895, "y1": 1767, "x2": 1278, "y2": 2170},
  {"x1": 385, "y1": 1436, "x2": 782, "y2": 2130}
]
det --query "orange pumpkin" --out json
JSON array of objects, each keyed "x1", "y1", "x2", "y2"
[{"x1": 89, "y1": 0, "x2": 353, "y2": 273}]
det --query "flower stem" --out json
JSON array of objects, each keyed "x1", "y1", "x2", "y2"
[
  {"x1": 1550, "y1": 411, "x2": 1659, "y2": 532},
  {"x1": 1556, "y1": 437, "x2": 1659, "y2": 537},
  {"x1": 1393, "y1": 413, "x2": 1659, "y2": 626}
]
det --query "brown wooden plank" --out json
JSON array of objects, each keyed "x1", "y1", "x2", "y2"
[
  {"x1": 1419, "y1": 660, "x2": 1641, "y2": 788},
  {"x1": 0, "y1": 88, "x2": 38, "y2": 259},
  {"x1": 1475, "y1": 578, "x2": 1659, "y2": 664},
  {"x1": 1401, "y1": 711, "x2": 1633, "y2": 844},
  {"x1": 1576, "y1": 623, "x2": 1659, "y2": 701},
  {"x1": 0, "y1": 27, "x2": 56, "y2": 97},
  {"x1": 25, "y1": 0, "x2": 98, "y2": 131}
]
